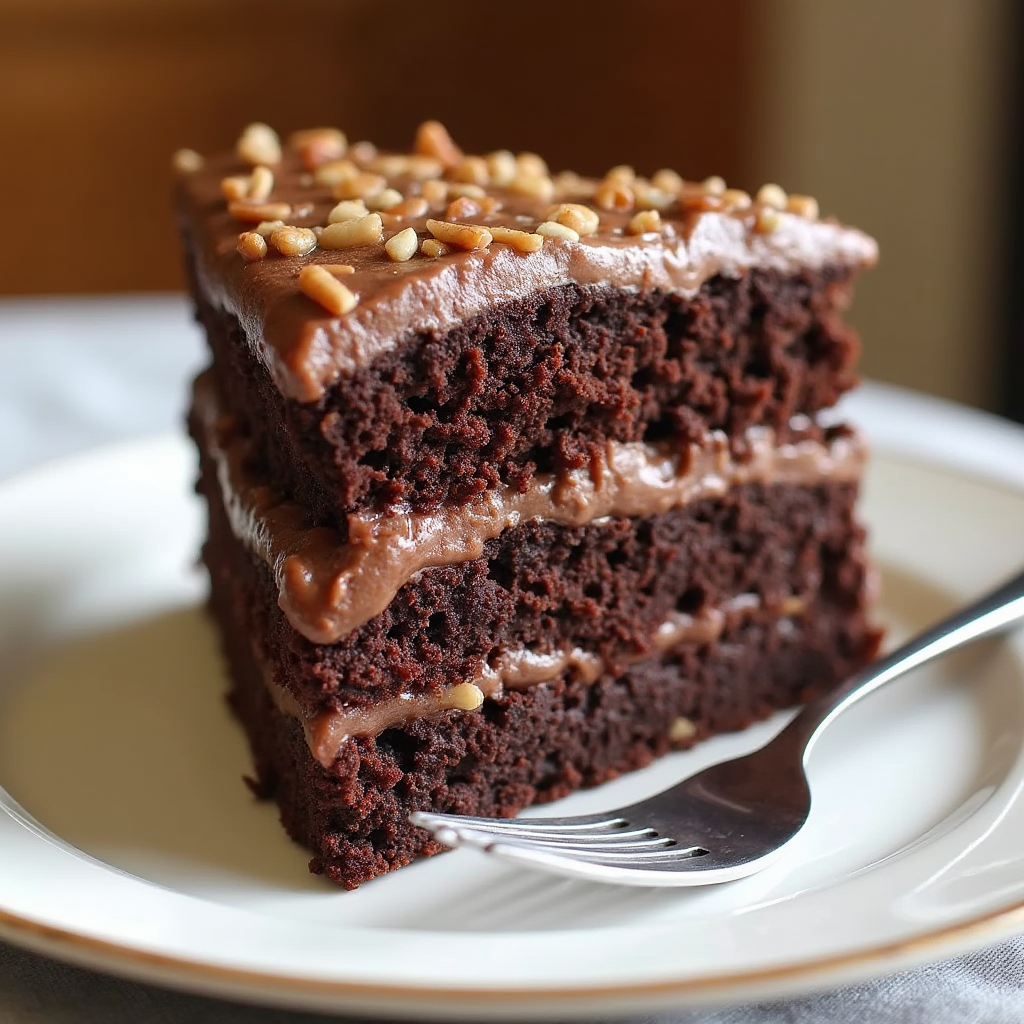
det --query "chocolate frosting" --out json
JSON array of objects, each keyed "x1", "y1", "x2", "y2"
[
  {"x1": 194, "y1": 374, "x2": 863, "y2": 645},
  {"x1": 177, "y1": 136, "x2": 877, "y2": 402}
]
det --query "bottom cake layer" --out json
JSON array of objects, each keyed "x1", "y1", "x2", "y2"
[{"x1": 208, "y1": 553, "x2": 880, "y2": 889}]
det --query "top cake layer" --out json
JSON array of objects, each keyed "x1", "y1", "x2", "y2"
[{"x1": 174, "y1": 121, "x2": 877, "y2": 404}]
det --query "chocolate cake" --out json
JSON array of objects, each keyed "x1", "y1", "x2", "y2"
[{"x1": 174, "y1": 121, "x2": 881, "y2": 889}]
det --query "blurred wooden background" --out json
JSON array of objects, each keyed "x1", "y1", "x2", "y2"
[{"x1": 0, "y1": 0, "x2": 756, "y2": 296}]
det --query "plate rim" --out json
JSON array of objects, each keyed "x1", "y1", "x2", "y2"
[{"x1": 3, "y1": 382, "x2": 1024, "y2": 1017}]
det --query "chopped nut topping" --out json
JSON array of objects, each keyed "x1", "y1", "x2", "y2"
[
  {"x1": 327, "y1": 199, "x2": 369, "y2": 224},
  {"x1": 172, "y1": 148, "x2": 203, "y2": 173},
  {"x1": 633, "y1": 182, "x2": 674, "y2": 210},
  {"x1": 486, "y1": 150, "x2": 517, "y2": 187},
  {"x1": 722, "y1": 188, "x2": 752, "y2": 211},
  {"x1": 370, "y1": 154, "x2": 442, "y2": 179},
  {"x1": 366, "y1": 188, "x2": 404, "y2": 211},
  {"x1": 756, "y1": 183, "x2": 788, "y2": 210},
  {"x1": 332, "y1": 172, "x2": 388, "y2": 201},
  {"x1": 236, "y1": 231, "x2": 268, "y2": 261},
  {"x1": 348, "y1": 140, "x2": 378, "y2": 164},
  {"x1": 236, "y1": 122, "x2": 282, "y2": 166},
  {"x1": 426, "y1": 218, "x2": 492, "y2": 250},
  {"x1": 787, "y1": 194, "x2": 819, "y2": 220},
  {"x1": 385, "y1": 227, "x2": 418, "y2": 262},
  {"x1": 516, "y1": 152, "x2": 549, "y2": 178},
  {"x1": 221, "y1": 175, "x2": 251, "y2": 201},
  {"x1": 508, "y1": 173, "x2": 554, "y2": 201},
  {"x1": 548, "y1": 202, "x2": 600, "y2": 235},
  {"x1": 270, "y1": 225, "x2": 318, "y2": 257},
  {"x1": 451, "y1": 155, "x2": 489, "y2": 186},
  {"x1": 669, "y1": 717, "x2": 697, "y2": 744},
  {"x1": 248, "y1": 165, "x2": 274, "y2": 202},
  {"x1": 298, "y1": 264, "x2": 358, "y2": 314},
  {"x1": 228, "y1": 200, "x2": 292, "y2": 222},
  {"x1": 420, "y1": 237, "x2": 451, "y2": 258},
  {"x1": 702, "y1": 175, "x2": 727, "y2": 195},
  {"x1": 321, "y1": 263, "x2": 355, "y2": 274},
  {"x1": 552, "y1": 170, "x2": 589, "y2": 197},
  {"x1": 444, "y1": 682, "x2": 485, "y2": 711},
  {"x1": 288, "y1": 127, "x2": 347, "y2": 169},
  {"x1": 755, "y1": 206, "x2": 782, "y2": 233},
  {"x1": 651, "y1": 168, "x2": 684, "y2": 194},
  {"x1": 319, "y1": 213, "x2": 385, "y2": 249},
  {"x1": 313, "y1": 159, "x2": 359, "y2": 187},
  {"x1": 594, "y1": 181, "x2": 634, "y2": 212},
  {"x1": 446, "y1": 182, "x2": 487, "y2": 199},
  {"x1": 445, "y1": 196, "x2": 484, "y2": 221},
  {"x1": 489, "y1": 225, "x2": 544, "y2": 253},
  {"x1": 536, "y1": 220, "x2": 579, "y2": 242},
  {"x1": 627, "y1": 209, "x2": 661, "y2": 234},
  {"x1": 254, "y1": 219, "x2": 285, "y2": 238},
  {"x1": 414, "y1": 120, "x2": 463, "y2": 168},
  {"x1": 384, "y1": 196, "x2": 430, "y2": 220},
  {"x1": 604, "y1": 164, "x2": 635, "y2": 185},
  {"x1": 421, "y1": 179, "x2": 448, "y2": 205}
]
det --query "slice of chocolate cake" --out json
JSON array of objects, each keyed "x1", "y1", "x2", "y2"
[{"x1": 175, "y1": 121, "x2": 881, "y2": 889}]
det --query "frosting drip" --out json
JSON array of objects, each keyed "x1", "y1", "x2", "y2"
[{"x1": 194, "y1": 374, "x2": 863, "y2": 645}]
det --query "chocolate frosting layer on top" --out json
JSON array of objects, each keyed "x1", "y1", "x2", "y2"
[{"x1": 176, "y1": 125, "x2": 878, "y2": 403}]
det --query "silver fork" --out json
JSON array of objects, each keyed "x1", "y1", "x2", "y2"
[{"x1": 411, "y1": 567, "x2": 1024, "y2": 886}]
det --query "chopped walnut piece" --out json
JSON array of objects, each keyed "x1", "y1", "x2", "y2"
[
  {"x1": 702, "y1": 175, "x2": 727, "y2": 195},
  {"x1": 787, "y1": 194, "x2": 819, "y2": 220},
  {"x1": 220, "y1": 175, "x2": 251, "y2": 201},
  {"x1": 414, "y1": 120, "x2": 463, "y2": 168},
  {"x1": 722, "y1": 188, "x2": 752, "y2": 211},
  {"x1": 236, "y1": 231, "x2": 267, "y2": 261},
  {"x1": 298, "y1": 264, "x2": 358, "y2": 314},
  {"x1": 486, "y1": 150, "x2": 517, "y2": 186},
  {"x1": 516, "y1": 152, "x2": 549, "y2": 177},
  {"x1": 425, "y1": 218, "x2": 492, "y2": 250},
  {"x1": 384, "y1": 196, "x2": 430, "y2": 220},
  {"x1": 385, "y1": 226, "x2": 418, "y2": 262},
  {"x1": 536, "y1": 220, "x2": 579, "y2": 242},
  {"x1": 366, "y1": 188, "x2": 404, "y2": 211},
  {"x1": 756, "y1": 183, "x2": 788, "y2": 209},
  {"x1": 651, "y1": 168, "x2": 684, "y2": 194},
  {"x1": 421, "y1": 179, "x2": 448, "y2": 205},
  {"x1": 172, "y1": 148, "x2": 203, "y2": 173},
  {"x1": 319, "y1": 213, "x2": 384, "y2": 249},
  {"x1": 254, "y1": 219, "x2": 285, "y2": 238},
  {"x1": 451, "y1": 155, "x2": 489, "y2": 186},
  {"x1": 270, "y1": 225, "x2": 318, "y2": 256},
  {"x1": 327, "y1": 199, "x2": 369, "y2": 224},
  {"x1": 420, "y1": 237, "x2": 451, "y2": 258},
  {"x1": 508, "y1": 173, "x2": 554, "y2": 201},
  {"x1": 627, "y1": 209, "x2": 661, "y2": 234},
  {"x1": 236, "y1": 122, "x2": 282, "y2": 166},
  {"x1": 489, "y1": 225, "x2": 544, "y2": 253},
  {"x1": 228, "y1": 200, "x2": 292, "y2": 222},
  {"x1": 548, "y1": 202, "x2": 599, "y2": 235},
  {"x1": 332, "y1": 172, "x2": 388, "y2": 201},
  {"x1": 248, "y1": 165, "x2": 274, "y2": 202},
  {"x1": 313, "y1": 159, "x2": 359, "y2": 187},
  {"x1": 288, "y1": 127, "x2": 347, "y2": 169},
  {"x1": 444, "y1": 682, "x2": 485, "y2": 711},
  {"x1": 445, "y1": 195, "x2": 484, "y2": 221},
  {"x1": 594, "y1": 181, "x2": 634, "y2": 212},
  {"x1": 754, "y1": 206, "x2": 782, "y2": 233}
]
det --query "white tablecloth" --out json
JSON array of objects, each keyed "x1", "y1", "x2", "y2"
[{"x1": 1, "y1": 294, "x2": 1023, "y2": 1023}]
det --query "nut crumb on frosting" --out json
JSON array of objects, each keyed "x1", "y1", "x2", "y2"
[{"x1": 298, "y1": 264, "x2": 357, "y2": 314}]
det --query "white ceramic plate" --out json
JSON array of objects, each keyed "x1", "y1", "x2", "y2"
[{"x1": 2, "y1": 385, "x2": 1024, "y2": 1019}]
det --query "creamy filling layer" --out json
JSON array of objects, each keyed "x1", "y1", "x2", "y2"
[
  {"x1": 194, "y1": 374, "x2": 864, "y2": 645},
  {"x1": 266, "y1": 595, "x2": 806, "y2": 768}
]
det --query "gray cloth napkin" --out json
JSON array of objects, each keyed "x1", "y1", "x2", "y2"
[{"x1": 1, "y1": 294, "x2": 1022, "y2": 1023}]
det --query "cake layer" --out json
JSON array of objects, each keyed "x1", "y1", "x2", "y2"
[
  {"x1": 200, "y1": 267, "x2": 863, "y2": 519},
  {"x1": 214, "y1": 545, "x2": 878, "y2": 889},
  {"x1": 196, "y1": 411, "x2": 876, "y2": 724}
]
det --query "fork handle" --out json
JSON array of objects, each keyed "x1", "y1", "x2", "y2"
[{"x1": 782, "y1": 566, "x2": 1024, "y2": 759}]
